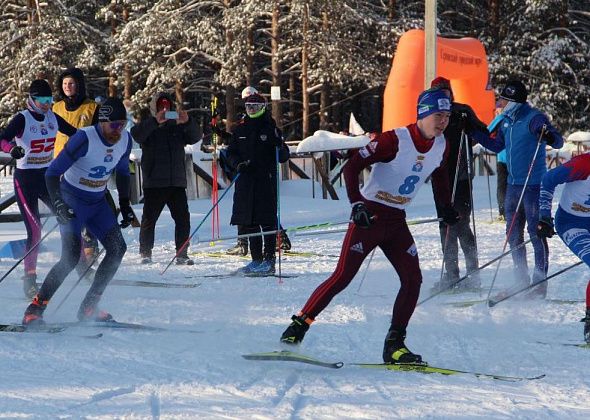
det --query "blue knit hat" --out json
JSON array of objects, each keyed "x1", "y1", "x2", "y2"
[{"x1": 417, "y1": 88, "x2": 452, "y2": 119}]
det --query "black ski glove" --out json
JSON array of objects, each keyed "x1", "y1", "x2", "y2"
[
  {"x1": 351, "y1": 202, "x2": 374, "y2": 229},
  {"x1": 441, "y1": 205, "x2": 460, "y2": 226},
  {"x1": 537, "y1": 216, "x2": 555, "y2": 238},
  {"x1": 119, "y1": 198, "x2": 136, "y2": 229},
  {"x1": 236, "y1": 160, "x2": 251, "y2": 173},
  {"x1": 10, "y1": 146, "x2": 25, "y2": 159},
  {"x1": 53, "y1": 198, "x2": 75, "y2": 225},
  {"x1": 543, "y1": 132, "x2": 555, "y2": 146}
]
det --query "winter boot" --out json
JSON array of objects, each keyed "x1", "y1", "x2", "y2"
[
  {"x1": 247, "y1": 255, "x2": 276, "y2": 276},
  {"x1": 176, "y1": 255, "x2": 195, "y2": 265},
  {"x1": 238, "y1": 260, "x2": 263, "y2": 275},
  {"x1": 141, "y1": 253, "x2": 152, "y2": 264},
  {"x1": 227, "y1": 238, "x2": 248, "y2": 256},
  {"x1": 22, "y1": 295, "x2": 48, "y2": 326},
  {"x1": 430, "y1": 273, "x2": 457, "y2": 294},
  {"x1": 277, "y1": 230, "x2": 292, "y2": 251},
  {"x1": 22, "y1": 273, "x2": 38, "y2": 299},
  {"x1": 382, "y1": 326, "x2": 424, "y2": 365},
  {"x1": 280, "y1": 314, "x2": 312, "y2": 344},
  {"x1": 582, "y1": 308, "x2": 590, "y2": 344},
  {"x1": 456, "y1": 274, "x2": 481, "y2": 293},
  {"x1": 77, "y1": 294, "x2": 113, "y2": 322},
  {"x1": 524, "y1": 282, "x2": 547, "y2": 300}
]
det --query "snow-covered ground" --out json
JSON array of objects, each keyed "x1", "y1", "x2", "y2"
[{"x1": 0, "y1": 174, "x2": 589, "y2": 419}]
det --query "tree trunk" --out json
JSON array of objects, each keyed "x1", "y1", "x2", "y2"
[
  {"x1": 108, "y1": 9, "x2": 117, "y2": 97},
  {"x1": 122, "y1": 7, "x2": 131, "y2": 99},
  {"x1": 271, "y1": 1, "x2": 282, "y2": 128},
  {"x1": 301, "y1": 2, "x2": 310, "y2": 138},
  {"x1": 388, "y1": 0, "x2": 396, "y2": 20},
  {"x1": 175, "y1": 79, "x2": 184, "y2": 107},
  {"x1": 246, "y1": 28, "x2": 254, "y2": 86},
  {"x1": 225, "y1": 86, "x2": 236, "y2": 132}
]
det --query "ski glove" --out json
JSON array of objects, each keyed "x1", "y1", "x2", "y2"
[
  {"x1": 537, "y1": 216, "x2": 555, "y2": 238},
  {"x1": 9, "y1": 146, "x2": 25, "y2": 159},
  {"x1": 119, "y1": 199, "x2": 136, "y2": 229},
  {"x1": 543, "y1": 132, "x2": 555, "y2": 146},
  {"x1": 441, "y1": 205, "x2": 460, "y2": 226},
  {"x1": 351, "y1": 202, "x2": 374, "y2": 229},
  {"x1": 236, "y1": 160, "x2": 251, "y2": 173},
  {"x1": 53, "y1": 198, "x2": 75, "y2": 225}
]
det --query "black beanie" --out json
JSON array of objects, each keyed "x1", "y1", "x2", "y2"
[
  {"x1": 500, "y1": 80, "x2": 527, "y2": 103},
  {"x1": 98, "y1": 97, "x2": 127, "y2": 122},
  {"x1": 29, "y1": 79, "x2": 52, "y2": 97}
]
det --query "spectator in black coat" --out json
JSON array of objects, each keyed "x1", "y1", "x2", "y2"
[
  {"x1": 131, "y1": 92, "x2": 202, "y2": 265},
  {"x1": 429, "y1": 77, "x2": 489, "y2": 292},
  {"x1": 226, "y1": 93, "x2": 290, "y2": 275}
]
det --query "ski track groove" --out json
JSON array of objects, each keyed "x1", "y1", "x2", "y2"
[
  {"x1": 68, "y1": 386, "x2": 137, "y2": 410},
  {"x1": 271, "y1": 370, "x2": 300, "y2": 409},
  {"x1": 148, "y1": 390, "x2": 161, "y2": 420}
]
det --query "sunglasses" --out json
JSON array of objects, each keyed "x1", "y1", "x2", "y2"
[
  {"x1": 245, "y1": 103, "x2": 265, "y2": 111},
  {"x1": 108, "y1": 121, "x2": 126, "y2": 130},
  {"x1": 34, "y1": 96, "x2": 53, "y2": 105}
]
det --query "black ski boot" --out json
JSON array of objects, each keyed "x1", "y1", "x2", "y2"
[
  {"x1": 280, "y1": 314, "x2": 312, "y2": 344},
  {"x1": 22, "y1": 273, "x2": 38, "y2": 299},
  {"x1": 140, "y1": 251, "x2": 152, "y2": 264},
  {"x1": 227, "y1": 238, "x2": 248, "y2": 256},
  {"x1": 23, "y1": 295, "x2": 48, "y2": 326},
  {"x1": 77, "y1": 293, "x2": 113, "y2": 322},
  {"x1": 176, "y1": 254, "x2": 195, "y2": 265},
  {"x1": 582, "y1": 308, "x2": 590, "y2": 344},
  {"x1": 277, "y1": 230, "x2": 291, "y2": 251},
  {"x1": 382, "y1": 326, "x2": 424, "y2": 365}
]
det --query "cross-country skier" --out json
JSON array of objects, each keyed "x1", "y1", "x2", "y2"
[
  {"x1": 537, "y1": 154, "x2": 590, "y2": 343},
  {"x1": 0, "y1": 79, "x2": 77, "y2": 298},
  {"x1": 22, "y1": 97, "x2": 136, "y2": 325},
  {"x1": 471, "y1": 80, "x2": 563, "y2": 298},
  {"x1": 53, "y1": 68, "x2": 104, "y2": 276},
  {"x1": 280, "y1": 88, "x2": 459, "y2": 364}
]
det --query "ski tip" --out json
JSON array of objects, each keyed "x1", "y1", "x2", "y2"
[{"x1": 487, "y1": 300, "x2": 497, "y2": 308}]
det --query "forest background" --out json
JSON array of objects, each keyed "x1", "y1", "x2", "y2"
[{"x1": 1, "y1": 0, "x2": 589, "y2": 139}]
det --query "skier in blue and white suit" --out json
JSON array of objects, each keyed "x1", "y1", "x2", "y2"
[
  {"x1": 23, "y1": 97, "x2": 137, "y2": 325},
  {"x1": 472, "y1": 80, "x2": 563, "y2": 297},
  {"x1": 537, "y1": 154, "x2": 590, "y2": 343}
]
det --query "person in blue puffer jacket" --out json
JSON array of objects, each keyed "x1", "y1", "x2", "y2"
[{"x1": 472, "y1": 80, "x2": 563, "y2": 298}]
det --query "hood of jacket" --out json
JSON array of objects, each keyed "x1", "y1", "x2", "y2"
[
  {"x1": 149, "y1": 92, "x2": 176, "y2": 117},
  {"x1": 56, "y1": 67, "x2": 89, "y2": 110}
]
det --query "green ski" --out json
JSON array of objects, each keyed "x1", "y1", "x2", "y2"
[
  {"x1": 242, "y1": 350, "x2": 344, "y2": 369},
  {"x1": 353, "y1": 363, "x2": 545, "y2": 382}
]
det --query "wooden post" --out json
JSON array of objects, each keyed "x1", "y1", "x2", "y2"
[{"x1": 424, "y1": 0, "x2": 437, "y2": 89}]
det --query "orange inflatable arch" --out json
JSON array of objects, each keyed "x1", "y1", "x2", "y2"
[{"x1": 383, "y1": 29, "x2": 495, "y2": 131}]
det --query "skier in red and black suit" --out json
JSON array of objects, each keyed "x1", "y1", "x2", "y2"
[{"x1": 280, "y1": 88, "x2": 459, "y2": 364}]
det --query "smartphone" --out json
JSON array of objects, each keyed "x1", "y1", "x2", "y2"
[{"x1": 165, "y1": 111, "x2": 178, "y2": 120}]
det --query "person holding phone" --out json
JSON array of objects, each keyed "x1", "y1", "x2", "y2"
[
  {"x1": 131, "y1": 92, "x2": 202, "y2": 265},
  {"x1": 0, "y1": 79, "x2": 77, "y2": 298}
]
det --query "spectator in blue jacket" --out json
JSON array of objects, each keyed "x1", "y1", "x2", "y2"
[{"x1": 472, "y1": 80, "x2": 563, "y2": 298}]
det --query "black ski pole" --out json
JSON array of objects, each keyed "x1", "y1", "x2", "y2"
[
  {"x1": 160, "y1": 172, "x2": 240, "y2": 275},
  {"x1": 484, "y1": 125, "x2": 547, "y2": 302},
  {"x1": 418, "y1": 238, "x2": 532, "y2": 306},
  {"x1": 488, "y1": 260, "x2": 583, "y2": 307},
  {"x1": 0, "y1": 222, "x2": 60, "y2": 286},
  {"x1": 51, "y1": 248, "x2": 106, "y2": 315}
]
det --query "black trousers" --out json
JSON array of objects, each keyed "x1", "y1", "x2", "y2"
[
  {"x1": 438, "y1": 180, "x2": 479, "y2": 279},
  {"x1": 242, "y1": 224, "x2": 277, "y2": 261},
  {"x1": 139, "y1": 187, "x2": 190, "y2": 257}
]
